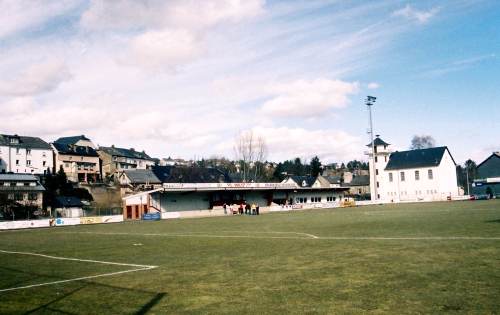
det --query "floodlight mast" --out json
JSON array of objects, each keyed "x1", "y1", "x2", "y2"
[{"x1": 366, "y1": 96, "x2": 377, "y2": 201}]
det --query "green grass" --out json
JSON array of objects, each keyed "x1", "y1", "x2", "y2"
[{"x1": 1, "y1": 200, "x2": 499, "y2": 314}]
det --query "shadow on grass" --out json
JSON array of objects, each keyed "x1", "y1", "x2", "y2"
[
  {"x1": 136, "y1": 292, "x2": 167, "y2": 315},
  {"x1": 16, "y1": 275, "x2": 168, "y2": 314},
  {"x1": 484, "y1": 219, "x2": 500, "y2": 223},
  {"x1": 25, "y1": 285, "x2": 87, "y2": 314}
]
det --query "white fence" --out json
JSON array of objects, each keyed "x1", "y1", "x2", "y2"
[{"x1": 0, "y1": 215, "x2": 124, "y2": 230}]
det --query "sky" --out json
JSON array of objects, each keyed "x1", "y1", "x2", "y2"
[{"x1": 1, "y1": 0, "x2": 499, "y2": 165}]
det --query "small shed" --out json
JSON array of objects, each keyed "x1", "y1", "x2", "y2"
[{"x1": 54, "y1": 196, "x2": 84, "y2": 218}]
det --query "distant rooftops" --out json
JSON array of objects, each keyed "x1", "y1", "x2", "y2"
[
  {"x1": 0, "y1": 134, "x2": 51, "y2": 150},
  {"x1": 152, "y1": 166, "x2": 231, "y2": 183},
  {"x1": 385, "y1": 146, "x2": 453, "y2": 171}
]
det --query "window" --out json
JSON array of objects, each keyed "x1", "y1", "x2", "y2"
[
  {"x1": 428, "y1": 169, "x2": 433, "y2": 180},
  {"x1": 375, "y1": 156, "x2": 378, "y2": 163},
  {"x1": 14, "y1": 193, "x2": 24, "y2": 201},
  {"x1": 28, "y1": 193, "x2": 38, "y2": 201},
  {"x1": 376, "y1": 181, "x2": 379, "y2": 188},
  {"x1": 311, "y1": 197, "x2": 322, "y2": 202},
  {"x1": 42, "y1": 152, "x2": 46, "y2": 157},
  {"x1": 43, "y1": 161, "x2": 46, "y2": 166},
  {"x1": 415, "y1": 170, "x2": 420, "y2": 181},
  {"x1": 389, "y1": 173, "x2": 393, "y2": 182},
  {"x1": 400, "y1": 172, "x2": 405, "y2": 181},
  {"x1": 326, "y1": 196, "x2": 336, "y2": 202},
  {"x1": 376, "y1": 169, "x2": 379, "y2": 175},
  {"x1": 296, "y1": 197, "x2": 308, "y2": 204},
  {"x1": 26, "y1": 149, "x2": 31, "y2": 155},
  {"x1": 385, "y1": 156, "x2": 387, "y2": 162},
  {"x1": 15, "y1": 160, "x2": 20, "y2": 166},
  {"x1": 26, "y1": 160, "x2": 31, "y2": 166},
  {"x1": 7, "y1": 193, "x2": 14, "y2": 200},
  {"x1": 16, "y1": 148, "x2": 20, "y2": 154}
]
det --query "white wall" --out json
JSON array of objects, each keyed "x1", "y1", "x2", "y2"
[
  {"x1": 380, "y1": 150, "x2": 458, "y2": 202},
  {"x1": 0, "y1": 145, "x2": 53, "y2": 174}
]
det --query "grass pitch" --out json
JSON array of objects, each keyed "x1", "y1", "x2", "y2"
[{"x1": 1, "y1": 200, "x2": 499, "y2": 314}]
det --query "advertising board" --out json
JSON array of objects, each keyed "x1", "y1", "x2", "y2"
[
  {"x1": 143, "y1": 212, "x2": 161, "y2": 221},
  {"x1": 0, "y1": 219, "x2": 50, "y2": 230}
]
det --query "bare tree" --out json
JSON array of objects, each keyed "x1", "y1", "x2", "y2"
[
  {"x1": 234, "y1": 130, "x2": 268, "y2": 182},
  {"x1": 410, "y1": 135, "x2": 436, "y2": 150}
]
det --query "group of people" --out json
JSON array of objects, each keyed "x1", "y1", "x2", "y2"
[{"x1": 222, "y1": 202, "x2": 260, "y2": 215}]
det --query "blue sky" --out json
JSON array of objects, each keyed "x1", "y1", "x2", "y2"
[{"x1": 0, "y1": 0, "x2": 498, "y2": 164}]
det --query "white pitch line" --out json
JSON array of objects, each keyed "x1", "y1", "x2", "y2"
[
  {"x1": 0, "y1": 250, "x2": 157, "y2": 293},
  {"x1": 208, "y1": 230, "x2": 320, "y2": 239},
  {"x1": 56, "y1": 231, "x2": 500, "y2": 241}
]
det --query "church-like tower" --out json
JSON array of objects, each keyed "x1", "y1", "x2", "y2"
[{"x1": 365, "y1": 135, "x2": 391, "y2": 200}]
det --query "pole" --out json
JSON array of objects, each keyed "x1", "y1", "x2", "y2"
[{"x1": 366, "y1": 96, "x2": 377, "y2": 200}]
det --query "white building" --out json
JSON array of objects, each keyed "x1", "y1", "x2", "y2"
[
  {"x1": 367, "y1": 136, "x2": 459, "y2": 202},
  {"x1": 0, "y1": 134, "x2": 53, "y2": 175}
]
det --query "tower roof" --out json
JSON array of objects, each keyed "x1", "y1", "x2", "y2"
[{"x1": 366, "y1": 137, "x2": 390, "y2": 147}]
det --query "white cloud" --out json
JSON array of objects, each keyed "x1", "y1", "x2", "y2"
[
  {"x1": 0, "y1": 0, "x2": 80, "y2": 39},
  {"x1": 260, "y1": 79, "x2": 359, "y2": 118},
  {"x1": 367, "y1": 82, "x2": 380, "y2": 89},
  {"x1": 0, "y1": 60, "x2": 72, "y2": 96},
  {"x1": 80, "y1": 0, "x2": 264, "y2": 32},
  {"x1": 393, "y1": 5, "x2": 439, "y2": 24},
  {"x1": 127, "y1": 29, "x2": 202, "y2": 70},
  {"x1": 81, "y1": 0, "x2": 265, "y2": 70}
]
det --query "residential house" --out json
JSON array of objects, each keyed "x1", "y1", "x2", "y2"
[
  {"x1": 346, "y1": 175, "x2": 370, "y2": 199},
  {"x1": 367, "y1": 136, "x2": 459, "y2": 202},
  {"x1": 0, "y1": 134, "x2": 53, "y2": 174},
  {"x1": 281, "y1": 175, "x2": 348, "y2": 205},
  {"x1": 51, "y1": 135, "x2": 101, "y2": 183},
  {"x1": 118, "y1": 169, "x2": 162, "y2": 196},
  {"x1": 0, "y1": 174, "x2": 45, "y2": 211},
  {"x1": 472, "y1": 152, "x2": 500, "y2": 198},
  {"x1": 98, "y1": 146, "x2": 155, "y2": 179}
]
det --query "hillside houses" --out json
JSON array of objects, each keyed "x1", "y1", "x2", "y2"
[{"x1": 98, "y1": 146, "x2": 155, "y2": 179}]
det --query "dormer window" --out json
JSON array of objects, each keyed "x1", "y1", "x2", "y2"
[
  {"x1": 302, "y1": 180, "x2": 307, "y2": 187},
  {"x1": 26, "y1": 149, "x2": 31, "y2": 155},
  {"x1": 10, "y1": 137, "x2": 19, "y2": 144}
]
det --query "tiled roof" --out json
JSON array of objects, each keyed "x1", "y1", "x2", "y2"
[
  {"x1": 123, "y1": 169, "x2": 161, "y2": 184},
  {"x1": 0, "y1": 134, "x2": 51, "y2": 150},
  {"x1": 100, "y1": 146, "x2": 153, "y2": 160},
  {"x1": 54, "y1": 135, "x2": 90, "y2": 145},
  {"x1": 323, "y1": 175, "x2": 341, "y2": 184},
  {"x1": 385, "y1": 147, "x2": 451, "y2": 171},
  {"x1": 52, "y1": 142, "x2": 99, "y2": 157},
  {"x1": 289, "y1": 176, "x2": 316, "y2": 187},
  {"x1": 0, "y1": 174, "x2": 39, "y2": 181},
  {"x1": 348, "y1": 175, "x2": 370, "y2": 186}
]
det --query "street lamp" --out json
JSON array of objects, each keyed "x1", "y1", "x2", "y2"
[{"x1": 366, "y1": 96, "x2": 377, "y2": 200}]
